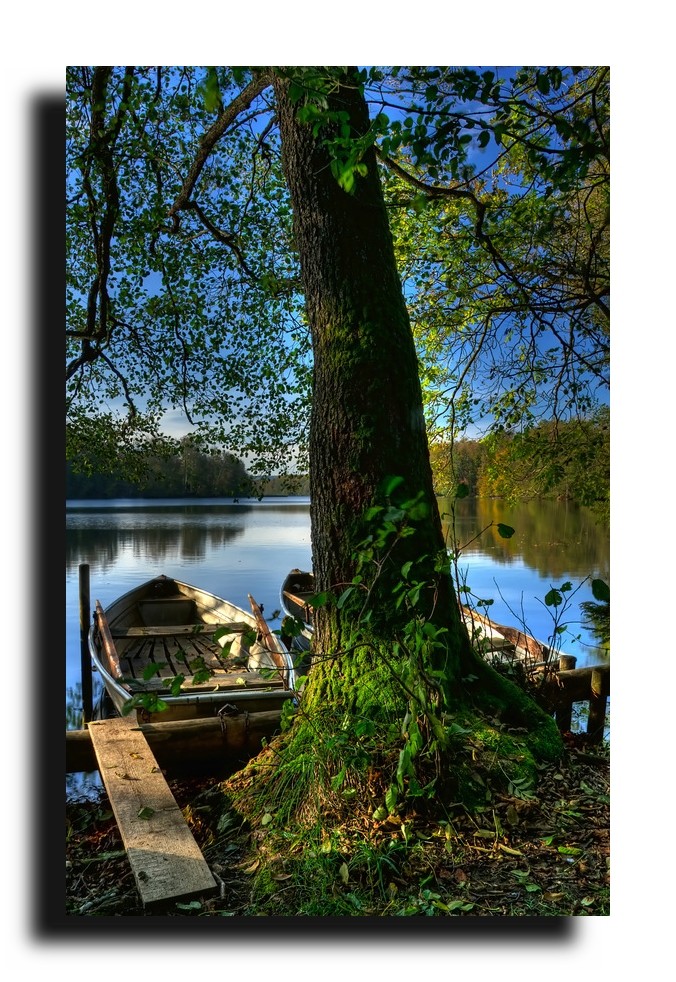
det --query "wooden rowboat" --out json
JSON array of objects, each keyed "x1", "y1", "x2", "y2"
[
  {"x1": 280, "y1": 568, "x2": 315, "y2": 651},
  {"x1": 89, "y1": 574, "x2": 297, "y2": 723},
  {"x1": 280, "y1": 568, "x2": 557, "y2": 669}
]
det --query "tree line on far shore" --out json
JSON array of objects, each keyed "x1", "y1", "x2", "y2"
[
  {"x1": 431, "y1": 410, "x2": 608, "y2": 519},
  {"x1": 66, "y1": 443, "x2": 310, "y2": 499},
  {"x1": 67, "y1": 411, "x2": 607, "y2": 518}
]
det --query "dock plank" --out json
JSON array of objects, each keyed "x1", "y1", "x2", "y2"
[{"x1": 87, "y1": 714, "x2": 218, "y2": 908}]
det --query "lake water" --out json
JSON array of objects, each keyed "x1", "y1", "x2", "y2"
[{"x1": 66, "y1": 495, "x2": 609, "y2": 796}]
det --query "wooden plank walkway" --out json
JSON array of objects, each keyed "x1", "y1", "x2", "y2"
[{"x1": 87, "y1": 713, "x2": 218, "y2": 908}]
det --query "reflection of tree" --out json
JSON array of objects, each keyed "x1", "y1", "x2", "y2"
[
  {"x1": 66, "y1": 512, "x2": 249, "y2": 573},
  {"x1": 66, "y1": 683, "x2": 84, "y2": 729},
  {"x1": 439, "y1": 497, "x2": 609, "y2": 580},
  {"x1": 66, "y1": 680, "x2": 107, "y2": 729}
]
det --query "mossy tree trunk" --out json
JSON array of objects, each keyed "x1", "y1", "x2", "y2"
[{"x1": 273, "y1": 70, "x2": 561, "y2": 771}]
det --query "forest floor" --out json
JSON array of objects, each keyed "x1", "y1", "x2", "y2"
[{"x1": 65, "y1": 733, "x2": 609, "y2": 920}]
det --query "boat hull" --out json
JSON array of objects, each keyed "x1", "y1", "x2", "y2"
[
  {"x1": 280, "y1": 568, "x2": 562, "y2": 669},
  {"x1": 89, "y1": 575, "x2": 296, "y2": 723}
]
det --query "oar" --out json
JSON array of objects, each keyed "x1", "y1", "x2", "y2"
[{"x1": 248, "y1": 594, "x2": 290, "y2": 689}]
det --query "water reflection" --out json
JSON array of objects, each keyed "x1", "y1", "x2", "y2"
[
  {"x1": 66, "y1": 496, "x2": 609, "y2": 797},
  {"x1": 440, "y1": 497, "x2": 609, "y2": 582},
  {"x1": 66, "y1": 523, "x2": 249, "y2": 572}
]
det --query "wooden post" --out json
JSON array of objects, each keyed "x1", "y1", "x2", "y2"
[
  {"x1": 554, "y1": 655, "x2": 576, "y2": 731},
  {"x1": 558, "y1": 654, "x2": 577, "y2": 671},
  {"x1": 79, "y1": 564, "x2": 93, "y2": 724},
  {"x1": 587, "y1": 667, "x2": 608, "y2": 745}
]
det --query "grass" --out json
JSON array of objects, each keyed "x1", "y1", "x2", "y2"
[{"x1": 65, "y1": 729, "x2": 609, "y2": 918}]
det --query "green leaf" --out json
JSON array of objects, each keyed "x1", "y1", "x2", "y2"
[
  {"x1": 203, "y1": 68, "x2": 222, "y2": 113},
  {"x1": 288, "y1": 81, "x2": 306, "y2": 104},
  {"x1": 142, "y1": 662, "x2": 165, "y2": 681},
  {"x1": 137, "y1": 806, "x2": 155, "y2": 820},
  {"x1": 308, "y1": 591, "x2": 331, "y2": 609},
  {"x1": 536, "y1": 72, "x2": 550, "y2": 95},
  {"x1": 545, "y1": 588, "x2": 563, "y2": 607},
  {"x1": 331, "y1": 767, "x2": 346, "y2": 792},
  {"x1": 336, "y1": 586, "x2": 353, "y2": 609},
  {"x1": 591, "y1": 578, "x2": 610, "y2": 602},
  {"x1": 382, "y1": 475, "x2": 404, "y2": 497},
  {"x1": 170, "y1": 674, "x2": 186, "y2": 696},
  {"x1": 446, "y1": 899, "x2": 475, "y2": 911},
  {"x1": 454, "y1": 482, "x2": 469, "y2": 499},
  {"x1": 261, "y1": 813, "x2": 273, "y2": 826},
  {"x1": 497, "y1": 523, "x2": 515, "y2": 538}
]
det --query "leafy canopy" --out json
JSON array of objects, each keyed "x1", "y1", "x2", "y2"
[{"x1": 67, "y1": 66, "x2": 609, "y2": 479}]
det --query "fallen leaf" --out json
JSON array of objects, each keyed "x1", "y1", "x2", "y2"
[
  {"x1": 339, "y1": 863, "x2": 349, "y2": 884},
  {"x1": 557, "y1": 845, "x2": 583, "y2": 856},
  {"x1": 137, "y1": 806, "x2": 155, "y2": 820},
  {"x1": 498, "y1": 843, "x2": 523, "y2": 856}
]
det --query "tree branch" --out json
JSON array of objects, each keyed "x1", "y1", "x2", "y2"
[{"x1": 168, "y1": 72, "x2": 272, "y2": 225}]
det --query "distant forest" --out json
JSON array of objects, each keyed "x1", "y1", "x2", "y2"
[
  {"x1": 66, "y1": 446, "x2": 310, "y2": 499},
  {"x1": 66, "y1": 414, "x2": 608, "y2": 518},
  {"x1": 431, "y1": 411, "x2": 609, "y2": 516}
]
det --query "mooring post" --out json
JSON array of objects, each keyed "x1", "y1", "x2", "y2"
[
  {"x1": 79, "y1": 563, "x2": 93, "y2": 724},
  {"x1": 587, "y1": 667, "x2": 608, "y2": 745}
]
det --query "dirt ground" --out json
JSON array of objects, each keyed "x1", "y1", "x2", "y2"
[{"x1": 65, "y1": 735, "x2": 609, "y2": 919}]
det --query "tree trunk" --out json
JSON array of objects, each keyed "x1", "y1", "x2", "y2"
[
  {"x1": 272, "y1": 70, "x2": 561, "y2": 783},
  {"x1": 274, "y1": 72, "x2": 460, "y2": 641}
]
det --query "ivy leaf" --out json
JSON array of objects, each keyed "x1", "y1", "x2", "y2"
[
  {"x1": 382, "y1": 475, "x2": 404, "y2": 497},
  {"x1": 336, "y1": 586, "x2": 353, "y2": 609},
  {"x1": 142, "y1": 662, "x2": 165, "y2": 681},
  {"x1": 308, "y1": 591, "x2": 332, "y2": 608}
]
